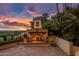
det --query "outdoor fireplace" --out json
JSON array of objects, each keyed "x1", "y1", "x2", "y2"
[
  {"x1": 27, "y1": 29, "x2": 48, "y2": 43},
  {"x1": 26, "y1": 18, "x2": 48, "y2": 44}
]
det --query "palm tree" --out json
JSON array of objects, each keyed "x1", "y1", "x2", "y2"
[
  {"x1": 56, "y1": 3, "x2": 59, "y2": 14},
  {"x1": 50, "y1": 4, "x2": 79, "y2": 45},
  {"x1": 63, "y1": 3, "x2": 68, "y2": 9},
  {"x1": 70, "y1": 3, "x2": 72, "y2": 8}
]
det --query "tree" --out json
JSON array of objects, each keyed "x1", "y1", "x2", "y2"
[
  {"x1": 51, "y1": 4, "x2": 79, "y2": 43},
  {"x1": 30, "y1": 21, "x2": 34, "y2": 29},
  {"x1": 41, "y1": 13, "x2": 49, "y2": 24},
  {"x1": 56, "y1": 3, "x2": 59, "y2": 14},
  {"x1": 30, "y1": 13, "x2": 49, "y2": 29}
]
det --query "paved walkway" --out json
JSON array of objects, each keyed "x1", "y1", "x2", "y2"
[{"x1": 0, "y1": 45, "x2": 67, "y2": 56}]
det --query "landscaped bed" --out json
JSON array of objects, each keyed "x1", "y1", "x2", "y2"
[
  {"x1": 0, "y1": 32, "x2": 24, "y2": 45},
  {"x1": 0, "y1": 39, "x2": 23, "y2": 45}
]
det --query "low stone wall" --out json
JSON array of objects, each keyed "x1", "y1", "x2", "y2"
[
  {"x1": 55, "y1": 37, "x2": 73, "y2": 55},
  {"x1": 73, "y1": 46, "x2": 79, "y2": 56},
  {"x1": 0, "y1": 42, "x2": 20, "y2": 50},
  {"x1": 75, "y1": 51, "x2": 79, "y2": 56},
  {"x1": 48, "y1": 36, "x2": 56, "y2": 45}
]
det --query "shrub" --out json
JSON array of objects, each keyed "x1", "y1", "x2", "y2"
[
  {"x1": 73, "y1": 36, "x2": 79, "y2": 46},
  {"x1": 0, "y1": 39, "x2": 22, "y2": 45},
  {"x1": 62, "y1": 32, "x2": 76, "y2": 41}
]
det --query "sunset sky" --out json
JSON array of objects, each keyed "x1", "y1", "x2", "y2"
[{"x1": 0, "y1": 3, "x2": 78, "y2": 30}]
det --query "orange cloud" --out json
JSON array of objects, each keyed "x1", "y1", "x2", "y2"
[
  {"x1": 0, "y1": 17, "x2": 32, "y2": 30},
  {"x1": 2, "y1": 17, "x2": 33, "y2": 25},
  {"x1": 19, "y1": 18, "x2": 32, "y2": 24}
]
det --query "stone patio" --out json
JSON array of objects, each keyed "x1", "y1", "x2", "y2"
[{"x1": 0, "y1": 45, "x2": 67, "y2": 56}]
